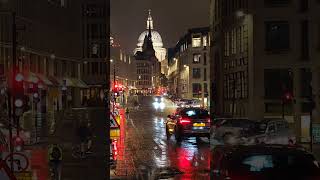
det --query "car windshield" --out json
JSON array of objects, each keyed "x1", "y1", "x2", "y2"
[
  {"x1": 229, "y1": 152, "x2": 320, "y2": 176},
  {"x1": 180, "y1": 109, "x2": 209, "y2": 119},
  {"x1": 255, "y1": 123, "x2": 268, "y2": 133}
]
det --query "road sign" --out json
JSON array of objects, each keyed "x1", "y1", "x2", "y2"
[
  {"x1": 110, "y1": 129, "x2": 120, "y2": 139},
  {"x1": 110, "y1": 113, "x2": 120, "y2": 129},
  {"x1": 14, "y1": 171, "x2": 32, "y2": 180},
  {"x1": 313, "y1": 123, "x2": 320, "y2": 143},
  {"x1": 4, "y1": 152, "x2": 29, "y2": 172},
  {"x1": 0, "y1": 160, "x2": 17, "y2": 180}
]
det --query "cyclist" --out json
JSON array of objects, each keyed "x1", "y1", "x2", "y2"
[{"x1": 48, "y1": 144, "x2": 62, "y2": 180}]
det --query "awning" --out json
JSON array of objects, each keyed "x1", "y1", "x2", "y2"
[
  {"x1": 58, "y1": 78, "x2": 76, "y2": 87},
  {"x1": 24, "y1": 72, "x2": 39, "y2": 83},
  {"x1": 48, "y1": 76, "x2": 61, "y2": 87},
  {"x1": 59, "y1": 77, "x2": 89, "y2": 88},
  {"x1": 36, "y1": 74, "x2": 53, "y2": 86},
  {"x1": 71, "y1": 78, "x2": 89, "y2": 88}
]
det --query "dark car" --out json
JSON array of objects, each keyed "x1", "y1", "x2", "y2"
[
  {"x1": 211, "y1": 144, "x2": 320, "y2": 180},
  {"x1": 165, "y1": 107, "x2": 210, "y2": 142}
]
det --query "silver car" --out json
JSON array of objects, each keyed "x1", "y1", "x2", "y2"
[
  {"x1": 244, "y1": 119, "x2": 296, "y2": 145},
  {"x1": 211, "y1": 118, "x2": 257, "y2": 143}
]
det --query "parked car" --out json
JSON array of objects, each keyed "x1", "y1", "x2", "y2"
[
  {"x1": 244, "y1": 119, "x2": 296, "y2": 145},
  {"x1": 211, "y1": 144, "x2": 320, "y2": 180},
  {"x1": 165, "y1": 107, "x2": 210, "y2": 142},
  {"x1": 211, "y1": 118, "x2": 257, "y2": 143}
]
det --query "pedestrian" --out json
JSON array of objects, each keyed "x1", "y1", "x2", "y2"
[
  {"x1": 133, "y1": 100, "x2": 139, "y2": 110},
  {"x1": 86, "y1": 122, "x2": 93, "y2": 153},
  {"x1": 48, "y1": 144, "x2": 62, "y2": 180},
  {"x1": 125, "y1": 107, "x2": 130, "y2": 119},
  {"x1": 77, "y1": 121, "x2": 89, "y2": 158}
]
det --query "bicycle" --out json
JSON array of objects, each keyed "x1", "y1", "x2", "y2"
[{"x1": 71, "y1": 144, "x2": 94, "y2": 159}]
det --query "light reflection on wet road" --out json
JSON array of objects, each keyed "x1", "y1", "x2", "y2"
[{"x1": 119, "y1": 96, "x2": 210, "y2": 180}]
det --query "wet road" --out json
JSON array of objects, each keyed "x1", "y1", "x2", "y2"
[{"x1": 114, "y1": 96, "x2": 210, "y2": 180}]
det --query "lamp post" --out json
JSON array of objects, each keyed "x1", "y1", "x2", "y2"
[{"x1": 110, "y1": 59, "x2": 115, "y2": 112}]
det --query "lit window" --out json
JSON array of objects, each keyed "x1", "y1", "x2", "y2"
[
  {"x1": 193, "y1": 54, "x2": 201, "y2": 63},
  {"x1": 192, "y1": 35, "x2": 201, "y2": 47},
  {"x1": 203, "y1": 36, "x2": 207, "y2": 47}
]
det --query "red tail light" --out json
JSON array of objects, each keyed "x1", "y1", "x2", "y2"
[
  {"x1": 207, "y1": 118, "x2": 211, "y2": 123},
  {"x1": 179, "y1": 118, "x2": 191, "y2": 125}
]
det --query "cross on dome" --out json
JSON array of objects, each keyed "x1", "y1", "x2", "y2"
[{"x1": 146, "y1": 9, "x2": 153, "y2": 30}]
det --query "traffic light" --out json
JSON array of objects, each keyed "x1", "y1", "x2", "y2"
[
  {"x1": 12, "y1": 136, "x2": 24, "y2": 152},
  {"x1": 12, "y1": 67, "x2": 25, "y2": 117},
  {"x1": 282, "y1": 91, "x2": 293, "y2": 104}
]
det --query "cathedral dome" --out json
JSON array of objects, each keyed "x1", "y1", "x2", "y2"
[{"x1": 137, "y1": 30, "x2": 163, "y2": 47}]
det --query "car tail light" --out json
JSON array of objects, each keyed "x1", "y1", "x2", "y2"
[
  {"x1": 207, "y1": 118, "x2": 211, "y2": 123},
  {"x1": 179, "y1": 118, "x2": 191, "y2": 125}
]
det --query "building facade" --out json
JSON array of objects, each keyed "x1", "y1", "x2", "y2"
[
  {"x1": 210, "y1": 0, "x2": 320, "y2": 141},
  {"x1": 110, "y1": 36, "x2": 137, "y2": 97},
  {"x1": 0, "y1": 0, "x2": 108, "y2": 146},
  {"x1": 168, "y1": 27, "x2": 211, "y2": 108},
  {"x1": 80, "y1": 0, "x2": 108, "y2": 106},
  {"x1": 134, "y1": 26, "x2": 161, "y2": 95}
]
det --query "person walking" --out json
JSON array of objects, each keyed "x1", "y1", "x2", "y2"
[{"x1": 77, "y1": 121, "x2": 89, "y2": 158}]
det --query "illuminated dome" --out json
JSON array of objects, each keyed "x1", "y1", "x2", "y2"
[
  {"x1": 137, "y1": 30, "x2": 163, "y2": 47},
  {"x1": 134, "y1": 9, "x2": 167, "y2": 61}
]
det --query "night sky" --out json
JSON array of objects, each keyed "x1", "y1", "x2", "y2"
[{"x1": 111, "y1": 0, "x2": 210, "y2": 53}]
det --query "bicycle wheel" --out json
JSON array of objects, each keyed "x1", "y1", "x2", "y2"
[{"x1": 71, "y1": 146, "x2": 81, "y2": 158}]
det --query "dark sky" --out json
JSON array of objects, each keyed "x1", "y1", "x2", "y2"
[{"x1": 111, "y1": 0, "x2": 210, "y2": 53}]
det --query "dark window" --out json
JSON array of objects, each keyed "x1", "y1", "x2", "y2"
[
  {"x1": 203, "y1": 53, "x2": 207, "y2": 65},
  {"x1": 204, "y1": 83, "x2": 208, "y2": 96},
  {"x1": 204, "y1": 68, "x2": 207, "y2": 81},
  {"x1": 300, "y1": 0, "x2": 308, "y2": 12},
  {"x1": 301, "y1": 20, "x2": 309, "y2": 59},
  {"x1": 265, "y1": 22, "x2": 290, "y2": 51},
  {"x1": 192, "y1": 68, "x2": 201, "y2": 79},
  {"x1": 300, "y1": 68, "x2": 312, "y2": 98},
  {"x1": 71, "y1": 62, "x2": 76, "y2": 77},
  {"x1": 264, "y1": 0, "x2": 291, "y2": 7},
  {"x1": 193, "y1": 54, "x2": 201, "y2": 63},
  {"x1": 62, "y1": 61, "x2": 67, "y2": 76},
  {"x1": 192, "y1": 83, "x2": 202, "y2": 96},
  {"x1": 264, "y1": 69, "x2": 293, "y2": 99}
]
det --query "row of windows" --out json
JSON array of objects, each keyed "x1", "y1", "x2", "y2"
[
  {"x1": 224, "y1": 25, "x2": 248, "y2": 56},
  {"x1": 192, "y1": 83, "x2": 209, "y2": 97},
  {"x1": 192, "y1": 68, "x2": 208, "y2": 81},
  {"x1": 137, "y1": 68, "x2": 151, "y2": 74},
  {"x1": 192, "y1": 53, "x2": 207, "y2": 65},
  {"x1": 137, "y1": 63, "x2": 149, "y2": 68},
  {"x1": 138, "y1": 75, "x2": 151, "y2": 81},
  {"x1": 192, "y1": 35, "x2": 208, "y2": 48},
  {"x1": 223, "y1": 70, "x2": 249, "y2": 100},
  {"x1": 87, "y1": 23, "x2": 107, "y2": 40},
  {"x1": 0, "y1": 48, "x2": 78, "y2": 78},
  {"x1": 87, "y1": 43, "x2": 107, "y2": 58},
  {"x1": 82, "y1": 62, "x2": 106, "y2": 76},
  {"x1": 264, "y1": 68, "x2": 313, "y2": 99},
  {"x1": 137, "y1": 81, "x2": 151, "y2": 86},
  {"x1": 224, "y1": 57, "x2": 248, "y2": 70}
]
